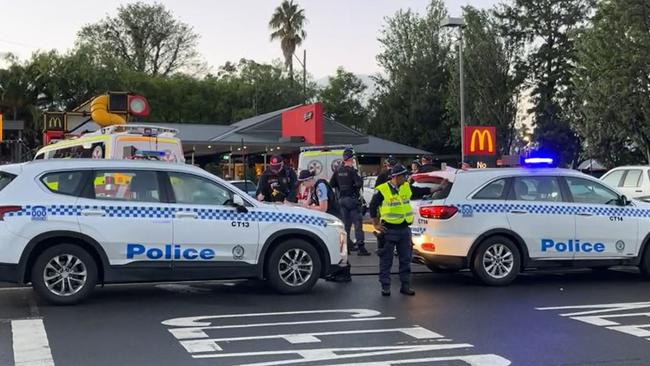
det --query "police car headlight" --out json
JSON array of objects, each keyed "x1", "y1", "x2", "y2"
[{"x1": 325, "y1": 217, "x2": 344, "y2": 228}]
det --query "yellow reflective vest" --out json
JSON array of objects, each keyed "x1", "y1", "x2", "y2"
[{"x1": 376, "y1": 182, "x2": 413, "y2": 225}]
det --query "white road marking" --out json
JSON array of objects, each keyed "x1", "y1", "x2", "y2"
[
  {"x1": 169, "y1": 317, "x2": 396, "y2": 340},
  {"x1": 193, "y1": 344, "x2": 474, "y2": 364},
  {"x1": 178, "y1": 326, "x2": 442, "y2": 353},
  {"x1": 162, "y1": 309, "x2": 383, "y2": 327},
  {"x1": 324, "y1": 354, "x2": 512, "y2": 366},
  {"x1": 11, "y1": 319, "x2": 55, "y2": 366},
  {"x1": 536, "y1": 301, "x2": 650, "y2": 317}
]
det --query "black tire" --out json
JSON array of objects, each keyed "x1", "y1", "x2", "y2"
[
  {"x1": 471, "y1": 236, "x2": 521, "y2": 286},
  {"x1": 639, "y1": 247, "x2": 650, "y2": 279},
  {"x1": 426, "y1": 263, "x2": 459, "y2": 274},
  {"x1": 266, "y1": 239, "x2": 322, "y2": 294},
  {"x1": 31, "y1": 244, "x2": 98, "y2": 305}
]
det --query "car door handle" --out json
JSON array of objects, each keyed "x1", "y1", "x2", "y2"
[
  {"x1": 509, "y1": 210, "x2": 528, "y2": 214},
  {"x1": 636, "y1": 190, "x2": 643, "y2": 193},
  {"x1": 577, "y1": 212, "x2": 593, "y2": 217},
  {"x1": 175, "y1": 212, "x2": 198, "y2": 219},
  {"x1": 81, "y1": 209, "x2": 105, "y2": 217}
]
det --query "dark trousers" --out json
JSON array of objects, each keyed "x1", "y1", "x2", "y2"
[
  {"x1": 379, "y1": 226, "x2": 412, "y2": 287},
  {"x1": 339, "y1": 196, "x2": 365, "y2": 248}
]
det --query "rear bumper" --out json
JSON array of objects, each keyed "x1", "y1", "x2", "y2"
[
  {"x1": 0, "y1": 262, "x2": 19, "y2": 283},
  {"x1": 412, "y1": 250, "x2": 467, "y2": 270}
]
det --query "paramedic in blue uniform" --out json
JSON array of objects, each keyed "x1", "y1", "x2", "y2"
[
  {"x1": 330, "y1": 148, "x2": 370, "y2": 256},
  {"x1": 298, "y1": 169, "x2": 351, "y2": 282},
  {"x1": 369, "y1": 164, "x2": 416, "y2": 296}
]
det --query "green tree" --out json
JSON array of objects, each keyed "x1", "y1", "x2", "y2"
[
  {"x1": 573, "y1": 0, "x2": 650, "y2": 166},
  {"x1": 446, "y1": 6, "x2": 523, "y2": 156},
  {"x1": 78, "y1": 2, "x2": 201, "y2": 76},
  {"x1": 497, "y1": 0, "x2": 594, "y2": 166},
  {"x1": 320, "y1": 67, "x2": 368, "y2": 131},
  {"x1": 369, "y1": 0, "x2": 452, "y2": 155},
  {"x1": 269, "y1": 0, "x2": 307, "y2": 80}
]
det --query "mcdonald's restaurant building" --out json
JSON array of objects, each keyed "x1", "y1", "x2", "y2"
[{"x1": 39, "y1": 102, "x2": 435, "y2": 179}]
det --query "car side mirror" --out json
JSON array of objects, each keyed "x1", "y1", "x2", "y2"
[
  {"x1": 232, "y1": 194, "x2": 248, "y2": 213},
  {"x1": 618, "y1": 195, "x2": 631, "y2": 206}
]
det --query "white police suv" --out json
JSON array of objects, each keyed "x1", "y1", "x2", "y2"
[
  {"x1": 0, "y1": 160, "x2": 347, "y2": 304},
  {"x1": 411, "y1": 163, "x2": 650, "y2": 285}
]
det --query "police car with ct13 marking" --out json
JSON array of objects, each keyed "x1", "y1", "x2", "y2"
[
  {"x1": 0, "y1": 159, "x2": 347, "y2": 304},
  {"x1": 411, "y1": 157, "x2": 650, "y2": 285}
]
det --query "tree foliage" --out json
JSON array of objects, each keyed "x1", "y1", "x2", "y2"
[
  {"x1": 369, "y1": 0, "x2": 452, "y2": 154},
  {"x1": 320, "y1": 67, "x2": 368, "y2": 131},
  {"x1": 446, "y1": 6, "x2": 522, "y2": 156},
  {"x1": 573, "y1": 0, "x2": 650, "y2": 166},
  {"x1": 269, "y1": 0, "x2": 307, "y2": 80},
  {"x1": 78, "y1": 2, "x2": 201, "y2": 76}
]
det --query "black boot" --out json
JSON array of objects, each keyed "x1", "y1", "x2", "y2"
[
  {"x1": 400, "y1": 285, "x2": 415, "y2": 296},
  {"x1": 357, "y1": 247, "x2": 371, "y2": 256},
  {"x1": 381, "y1": 285, "x2": 391, "y2": 296}
]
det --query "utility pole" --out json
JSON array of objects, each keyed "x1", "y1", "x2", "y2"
[
  {"x1": 441, "y1": 17, "x2": 466, "y2": 165},
  {"x1": 294, "y1": 50, "x2": 307, "y2": 104}
]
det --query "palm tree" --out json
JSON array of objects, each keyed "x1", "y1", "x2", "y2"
[{"x1": 269, "y1": 0, "x2": 307, "y2": 81}]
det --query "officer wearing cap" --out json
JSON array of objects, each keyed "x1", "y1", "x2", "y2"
[
  {"x1": 369, "y1": 164, "x2": 415, "y2": 296},
  {"x1": 330, "y1": 148, "x2": 369, "y2": 256},
  {"x1": 374, "y1": 156, "x2": 398, "y2": 188},
  {"x1": 256, "y1": 155, "x2": 298, "y2": 203},
  {"x1": 298, "y1": 169, "x2": 351, "y2": 282},
  {"x1": 418, "y1": 155, "x2": 440, "y2": 173}
]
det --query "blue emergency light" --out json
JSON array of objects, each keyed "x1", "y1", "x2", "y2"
[{"x1": 521, "y1": 155, "x2": 556, "y2": 167}]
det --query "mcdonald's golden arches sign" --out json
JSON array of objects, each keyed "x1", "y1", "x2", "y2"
[{"x1": 463, "y1": 126, "x2": 496, "y2": 156}]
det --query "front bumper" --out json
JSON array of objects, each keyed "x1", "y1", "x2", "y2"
[
  {"x1": 412, "y1": 249, "x2": 467, "y2": 271},
  {"x1": 0, "y1": 262, "x2": 18, "y2": 283}
]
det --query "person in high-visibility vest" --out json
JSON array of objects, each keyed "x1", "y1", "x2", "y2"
[{"x1": 369, "y1": 164, "x2": 415, "y2": 296}]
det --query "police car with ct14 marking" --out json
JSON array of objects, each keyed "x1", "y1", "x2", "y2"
[
  {"x1": 411, "y1": 157, "x2": 650, "y2": 285},
  {"x1": 0, "y1": 159, "x2": 347, "y2": 304}
]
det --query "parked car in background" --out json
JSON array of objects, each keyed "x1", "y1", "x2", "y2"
[
  {"x1": 228, "y1": 180, "x2": 257, "y2": 198},
  {"x1": 601, "y1": 166, "x2": 650, "y2": 201}
]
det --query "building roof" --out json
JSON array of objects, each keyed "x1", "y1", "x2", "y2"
[
  {"x1": 353, "y1": 135, "x2": 431, "y2": 156},
  {"x1": 140, "y1": 122, "x2": 233, "y2": 142}
]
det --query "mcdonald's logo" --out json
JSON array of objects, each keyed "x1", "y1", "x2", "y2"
[
  {"x1": 44, "y1": 113, "x2": 66, "y2": 132},
  {"x1": 463, "y1": 126, "x2": 496, "y2": 156}
]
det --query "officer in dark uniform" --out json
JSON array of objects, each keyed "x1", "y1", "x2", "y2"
[
  {"x1": 418, "y1": 155, "x2": 440, "y2": 173},
  {"x1": 298, "y1": 169, "x2": 351, "y2": 282},
  {"x1": 330, "y1": 148, "x2": 370, "y2": 256},
  {"x1": 374, "y1": 156, "x2": 398, "y2": 188},
  {"x1": 256, "y1": 155, "x2": 298, "y2": 203},
  {"x1": 369, "y1": 164, "x2": 415, "y2": 296}
]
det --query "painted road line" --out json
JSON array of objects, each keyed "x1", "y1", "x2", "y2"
[
  {"x1": 179, "y1": 326, "x2": 443, "y2": 353},
  {"x1": 327, "y1": 354, "x2": 512, "y2": 366},
  {"x1": 11, "y1": 319, "x2": 55, "y2": 366}
]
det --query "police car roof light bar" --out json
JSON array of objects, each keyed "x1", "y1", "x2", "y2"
[
  {"x1": 524, "y1": 157, "x2": 554, "y2": 165},
  {"x1": 96, "y1": 124, "x2": 179, "y2": 138}
]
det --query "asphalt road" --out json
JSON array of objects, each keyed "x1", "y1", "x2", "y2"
[{"x1": 2, "y1": 268, "x2": 650, "y2": 366}]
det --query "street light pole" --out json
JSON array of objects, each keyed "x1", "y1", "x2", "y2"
[{"x1": 441, "y1": 17, "x2": 466, "y2": 165}]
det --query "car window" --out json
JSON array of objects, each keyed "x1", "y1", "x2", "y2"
[
  {"x1": 602, "y1": 170, "x2": 624, "y2": 187},
  {"x1": 623, "y1": 169, "x2": 642, "y2": 187},
  {"x1": 566, "y1": 177, "x2": 620, "y2": 205},
  {"x1": 0, "y1": 172, "x2": 16, "y2": 191},
  {"x1": 511, "y1": 176, "x2": 562, "y2": 202},
  {"x1": 92, "y1": 170, "x2": 161, "y2": 202},
  {"x1": 41, "y1": 171, "x2": 85, "y2": 196},
  {"x1": 169, "y1": 172, "x2": 232, "y2": 205},
  {"x1": 473, "y1": 179, "x2": 507, "y2": 200}
]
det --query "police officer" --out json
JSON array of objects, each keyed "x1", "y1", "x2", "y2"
[
  {"x1": 330, "y1": 148, "x2": 370, "y2": 256},
  {"x1": 256, "y1": 155, "x2": 298, "y2": 203},
  {"x1": 369, "y1": 164, "x2": 415, "y2": 296},
  {"x1": 418, "y1": 155, "x2": 440, "y2": 173},
  {"x1": 374, "y1": 156, "x2": 398, "y2": 188},
  {"x1": 298, "y1": 169, "x2": 351, "y2": 282}
]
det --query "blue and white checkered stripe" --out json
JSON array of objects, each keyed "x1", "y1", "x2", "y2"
[
  {"x1": 458, "y1": 203, "x2": 648, "y2": 218},
  {"x1": 6, "y1": 205, "x2": 327, "y2": 227}
]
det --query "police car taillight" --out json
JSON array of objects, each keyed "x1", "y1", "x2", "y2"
[
  {"x1": 419, "y1": 205, "x2": 458, "y2": 220},
  {"x1": 0, "y1": 206, "x2": 21, "y2": 221}
]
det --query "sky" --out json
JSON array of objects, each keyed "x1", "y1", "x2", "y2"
[{"x1": 0, "y1": 0, "x2": 500, "y2": 79}]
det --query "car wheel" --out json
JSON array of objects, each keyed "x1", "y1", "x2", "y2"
[
  {"x1": 639, "y1": 247, "x2": 650, "y2": 279},
  {"x1": 266, "y1": 239, "x2": 321, "y2": 294},
  {"x1": 425, "y1": 263, "x2": 459, "y2": 274},
  {"x1": 31, "y1": 244, "x2": 98, "y2": 305},
  {"x1": 471, "y1": 236, "x2": 521, "y2": 286}
]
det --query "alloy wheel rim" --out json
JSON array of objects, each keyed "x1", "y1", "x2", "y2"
[
  {"x1": 278, "y1": 248, "x2": 313, "y2": 287},
  {"x1": 482, "y1": 244, "x2": 514, "y2": 279},
  {"x1": 43, "y1": 254, "x2": 88, "y2": 297}
]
